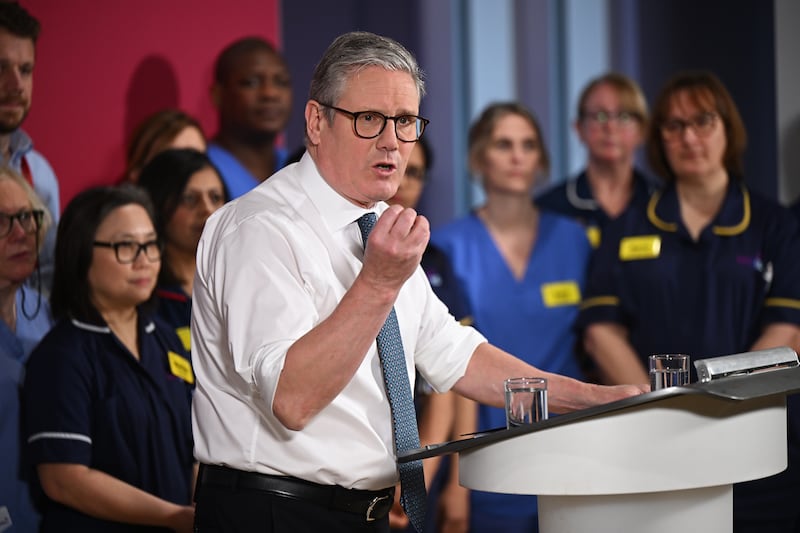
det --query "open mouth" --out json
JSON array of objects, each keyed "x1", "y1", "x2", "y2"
[{"x1": 375, "y1": 162, "x2": 396, "y2": 172}]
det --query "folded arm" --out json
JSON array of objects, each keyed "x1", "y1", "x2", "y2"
[{"x1": 37, "y1": 464, "x2": 194, "y2": 533}]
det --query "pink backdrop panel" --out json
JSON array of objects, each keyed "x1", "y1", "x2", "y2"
[{"x1": 22, "y1": 0, "x2": 280, "y2": 210}]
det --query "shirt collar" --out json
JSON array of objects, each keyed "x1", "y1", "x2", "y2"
[
  {"x1": 647, "y1": 180, "x2": 750, "y2": 236},
  {"x1": 71, "y1": 317, "x2": 156, "y2": 334},
  {"x1": 298, "y1": 152, "x2": 388, "y2": 233},
  {"x1": 2, "y1": 129, "x2": 33, "y2": 166},
  {"x1": 568, "y1": 169, "x2": 655, "y2": 211}
]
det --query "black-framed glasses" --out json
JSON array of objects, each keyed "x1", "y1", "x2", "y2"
[
  {"x1": 0, "y1": 209, "x2": 44, "y2": 238},
  {"x1": 93, "y1": 240, "x2": 162, "y2": 264},
  {"x1": 320, "y1": 103, "x2": 429, "y2": 142},
  {"x1": 581, "y1": 110, "x2": 640, "y2": 127},
  {"x1": 661, "y1": 112, "x2": 718, "y2": 141}
]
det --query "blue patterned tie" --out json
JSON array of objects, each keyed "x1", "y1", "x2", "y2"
[{"x1": 357, "y1": 212, "x2": 426, "y2": 533}]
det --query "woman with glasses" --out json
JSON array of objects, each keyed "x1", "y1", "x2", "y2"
[
  {"x1": 138, "y1": 148, "x2": 229, "y2": 351},
  {"x1": 0, "y1": 168, "x2": 52, "y2": 532},
  {"x1": 431, "y1": 102, "x2": 592, "y2": 533},
  {"x1": 536, "y1": 72, "x2": 655, "y2": 249},
  {"x1": 578, "y1": 70, "x2": 800, "y2": 532},
  {"x1": 24, "y1": 185, "x2": 196, "y2": 532}
]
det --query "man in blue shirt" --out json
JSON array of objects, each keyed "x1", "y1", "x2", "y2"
[
  {"x1": 208, "y1": 36, "x2": 292, "y2": 198},
  {"x1": 0, "y1": 2, "x2": 60, "y2": 296}
]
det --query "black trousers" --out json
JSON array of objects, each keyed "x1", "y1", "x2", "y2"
[{"x1": 194, "y1": 477, "x2": 391, "y2": 533}]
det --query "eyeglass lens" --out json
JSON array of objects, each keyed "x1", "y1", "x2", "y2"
[
  {"x1": 115, "y1": 241, "x2": 161, "y2": 263},
  {"x1": 661, "y1": 112, "x2": 717, "y2": 138},
  {"x1": 583, "y1": 110, "x2": 637, "y2": 125},
  {"x1": 352, "y1": 112, "x2": 425, "y2": 141},
  {"x1": 0, "y1": 210, "x2": 42, "y2": 238}
]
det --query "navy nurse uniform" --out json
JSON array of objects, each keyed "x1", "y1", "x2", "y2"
[
  {"x1": 578, "y1": 181, "x2": 800, "y2": 530},
  {"x1": 24, "y1": 314, "x2": 194, "y2": 532},
  {"x1": 155, "y1": 285, "x2": 192, "y2": 352},
  {"x1": 535, "y1": 169, "x2": 656, "y2": 248}
]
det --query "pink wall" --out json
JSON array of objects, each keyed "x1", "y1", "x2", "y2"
[{"x1": 22, "y1": 0, "x2": 280, "y2": 210}]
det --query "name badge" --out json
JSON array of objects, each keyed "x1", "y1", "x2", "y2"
[
  {"x1": 168, "y1": 351, "x2": 194, "y2": 384},
  {"x1": 541, "y1": 281, "x2": 581, "y2": 307},
  {"x1": 175, "y1": 326, "x2": 191, "y2": 352},
  {"x1": 619, "y1": 235, "x2": 661, "y2": 261},
  {"x1": 586, "y1": 226, "x2": 601, "y2": 249}
]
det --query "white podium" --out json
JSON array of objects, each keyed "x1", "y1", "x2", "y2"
[{"x1": 401, "y1": 363, "x2": 800, "y2": 533}]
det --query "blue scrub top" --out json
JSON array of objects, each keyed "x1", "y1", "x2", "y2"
[
  {"x1": 1, "y1": 286, "x2": 52, "y2": 533},
  {"x1": 578, "y1": 180, "x2": 800, "y2": 523},
  {"x1": 432, "y1": 210, "x2": 591, "y2": 525},
  {"x1": 24, "y1": 314, "x2": 194, "y2": 533},
  {"x1": 207, "y1": 143, "x2": 288, "y2": 199}
]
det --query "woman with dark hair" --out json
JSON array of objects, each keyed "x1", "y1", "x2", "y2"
[
  {"x1": 137, "y1": 148, "x2": 228, "y2": 350},
  {"x1": 24, "y1": 185, "x2": 196, "y2": 532},
  {"x1": 578, "y1": 70, "x2": 800, "y2": 532}
]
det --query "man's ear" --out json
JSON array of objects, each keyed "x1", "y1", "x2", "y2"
[{"x1": 305, "y1": 100, "x2": 324, "y2": 145}]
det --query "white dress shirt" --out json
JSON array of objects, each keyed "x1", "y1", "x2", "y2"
[{"x1": 192, "y1": 152, "x2": 486, "y2": 490}]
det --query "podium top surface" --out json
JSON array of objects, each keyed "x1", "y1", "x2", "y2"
[{"x1": 398, "y1": 365, "x2": 800, "y2": 463}]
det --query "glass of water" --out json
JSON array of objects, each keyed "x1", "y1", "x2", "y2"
[
  {"x1": 649, "y1": 354, "x2": 690, "y2": 391},
  {"x1": 504, "y1": 377, "x2": 548, "y2": 428}
]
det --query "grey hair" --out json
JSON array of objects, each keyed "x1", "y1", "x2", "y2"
[
  {"x1": 0, "y1": 166, "x2": 52, "y2": 249},
  {"x1": 309, "y1": 31, "x2": 425, "y2": 124}
]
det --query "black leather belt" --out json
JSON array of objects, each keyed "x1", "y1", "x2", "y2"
[{"x1": 198, "y1": 464, "x2": 394, "y2": 522}]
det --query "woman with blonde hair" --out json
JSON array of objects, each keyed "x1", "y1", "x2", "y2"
[
  {"x1": 536, "y1": 72, "x2": 654, "y2": 248},
  {"x1": 0, "y1": 167, "x2": 53, "y2": 531}
]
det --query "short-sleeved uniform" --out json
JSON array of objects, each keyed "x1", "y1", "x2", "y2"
[
  {"x1": 432, "y1": 211, "x2": 591, "y2": 532},
  {"x1": 24, "y1": 315, "x2": 195, "y2": 533},
  {"x1": 0, "y1": 286, "x2": 52, "y2": 533},
  {"x1": 535, "y1": 169, "x2": 655, "y2": 248},
  {"x1": 578, "y1": 181, "x2": 800, "y2": 528},
  {"x1": 207, "y1": 143, "x2": 288, "y2": 200},
  {"x1": 155, "y1": 285, "x2": 192, "y2": 352}
]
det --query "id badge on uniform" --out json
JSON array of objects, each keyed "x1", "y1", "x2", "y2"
[
  {"x1": 619, "y1": 235, "x2": 661, "y2": 261},
  {"x1": 168, "y1": 351, "x2": 194, "y2": 384},
  {"x1": 541, "y1": 281, "x2": 581, "y2": 307}
]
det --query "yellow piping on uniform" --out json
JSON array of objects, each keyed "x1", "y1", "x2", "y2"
[
  {"x1": 580, "y1": 296, "x2": 620, "y2": 310},
  {"x1": 646, "y1": 190, "x2": 678, "y2": 232},
  {"x1": 713, "y1": 185, "x2": 750, "y2": 236}
]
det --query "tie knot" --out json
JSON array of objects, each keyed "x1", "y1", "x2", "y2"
[{"x1": 357, "y1": 212, "x2": 377, "y2": 246}]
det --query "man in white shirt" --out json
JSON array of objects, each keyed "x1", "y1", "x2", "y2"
[{"x1": 191, "y1": 31, "x2": 646, "y2": 533}]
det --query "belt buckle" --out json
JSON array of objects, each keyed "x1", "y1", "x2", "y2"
[{"x1": 365, "y1": 494, "x2": 390, "y2": 522}]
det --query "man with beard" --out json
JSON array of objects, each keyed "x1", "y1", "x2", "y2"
[
  {"x1": 208, "y1": 36, "x2": 292, "y2": 199},
  {"x1": 0, "y1": 2, "x2": 59, "y2": 296}
]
